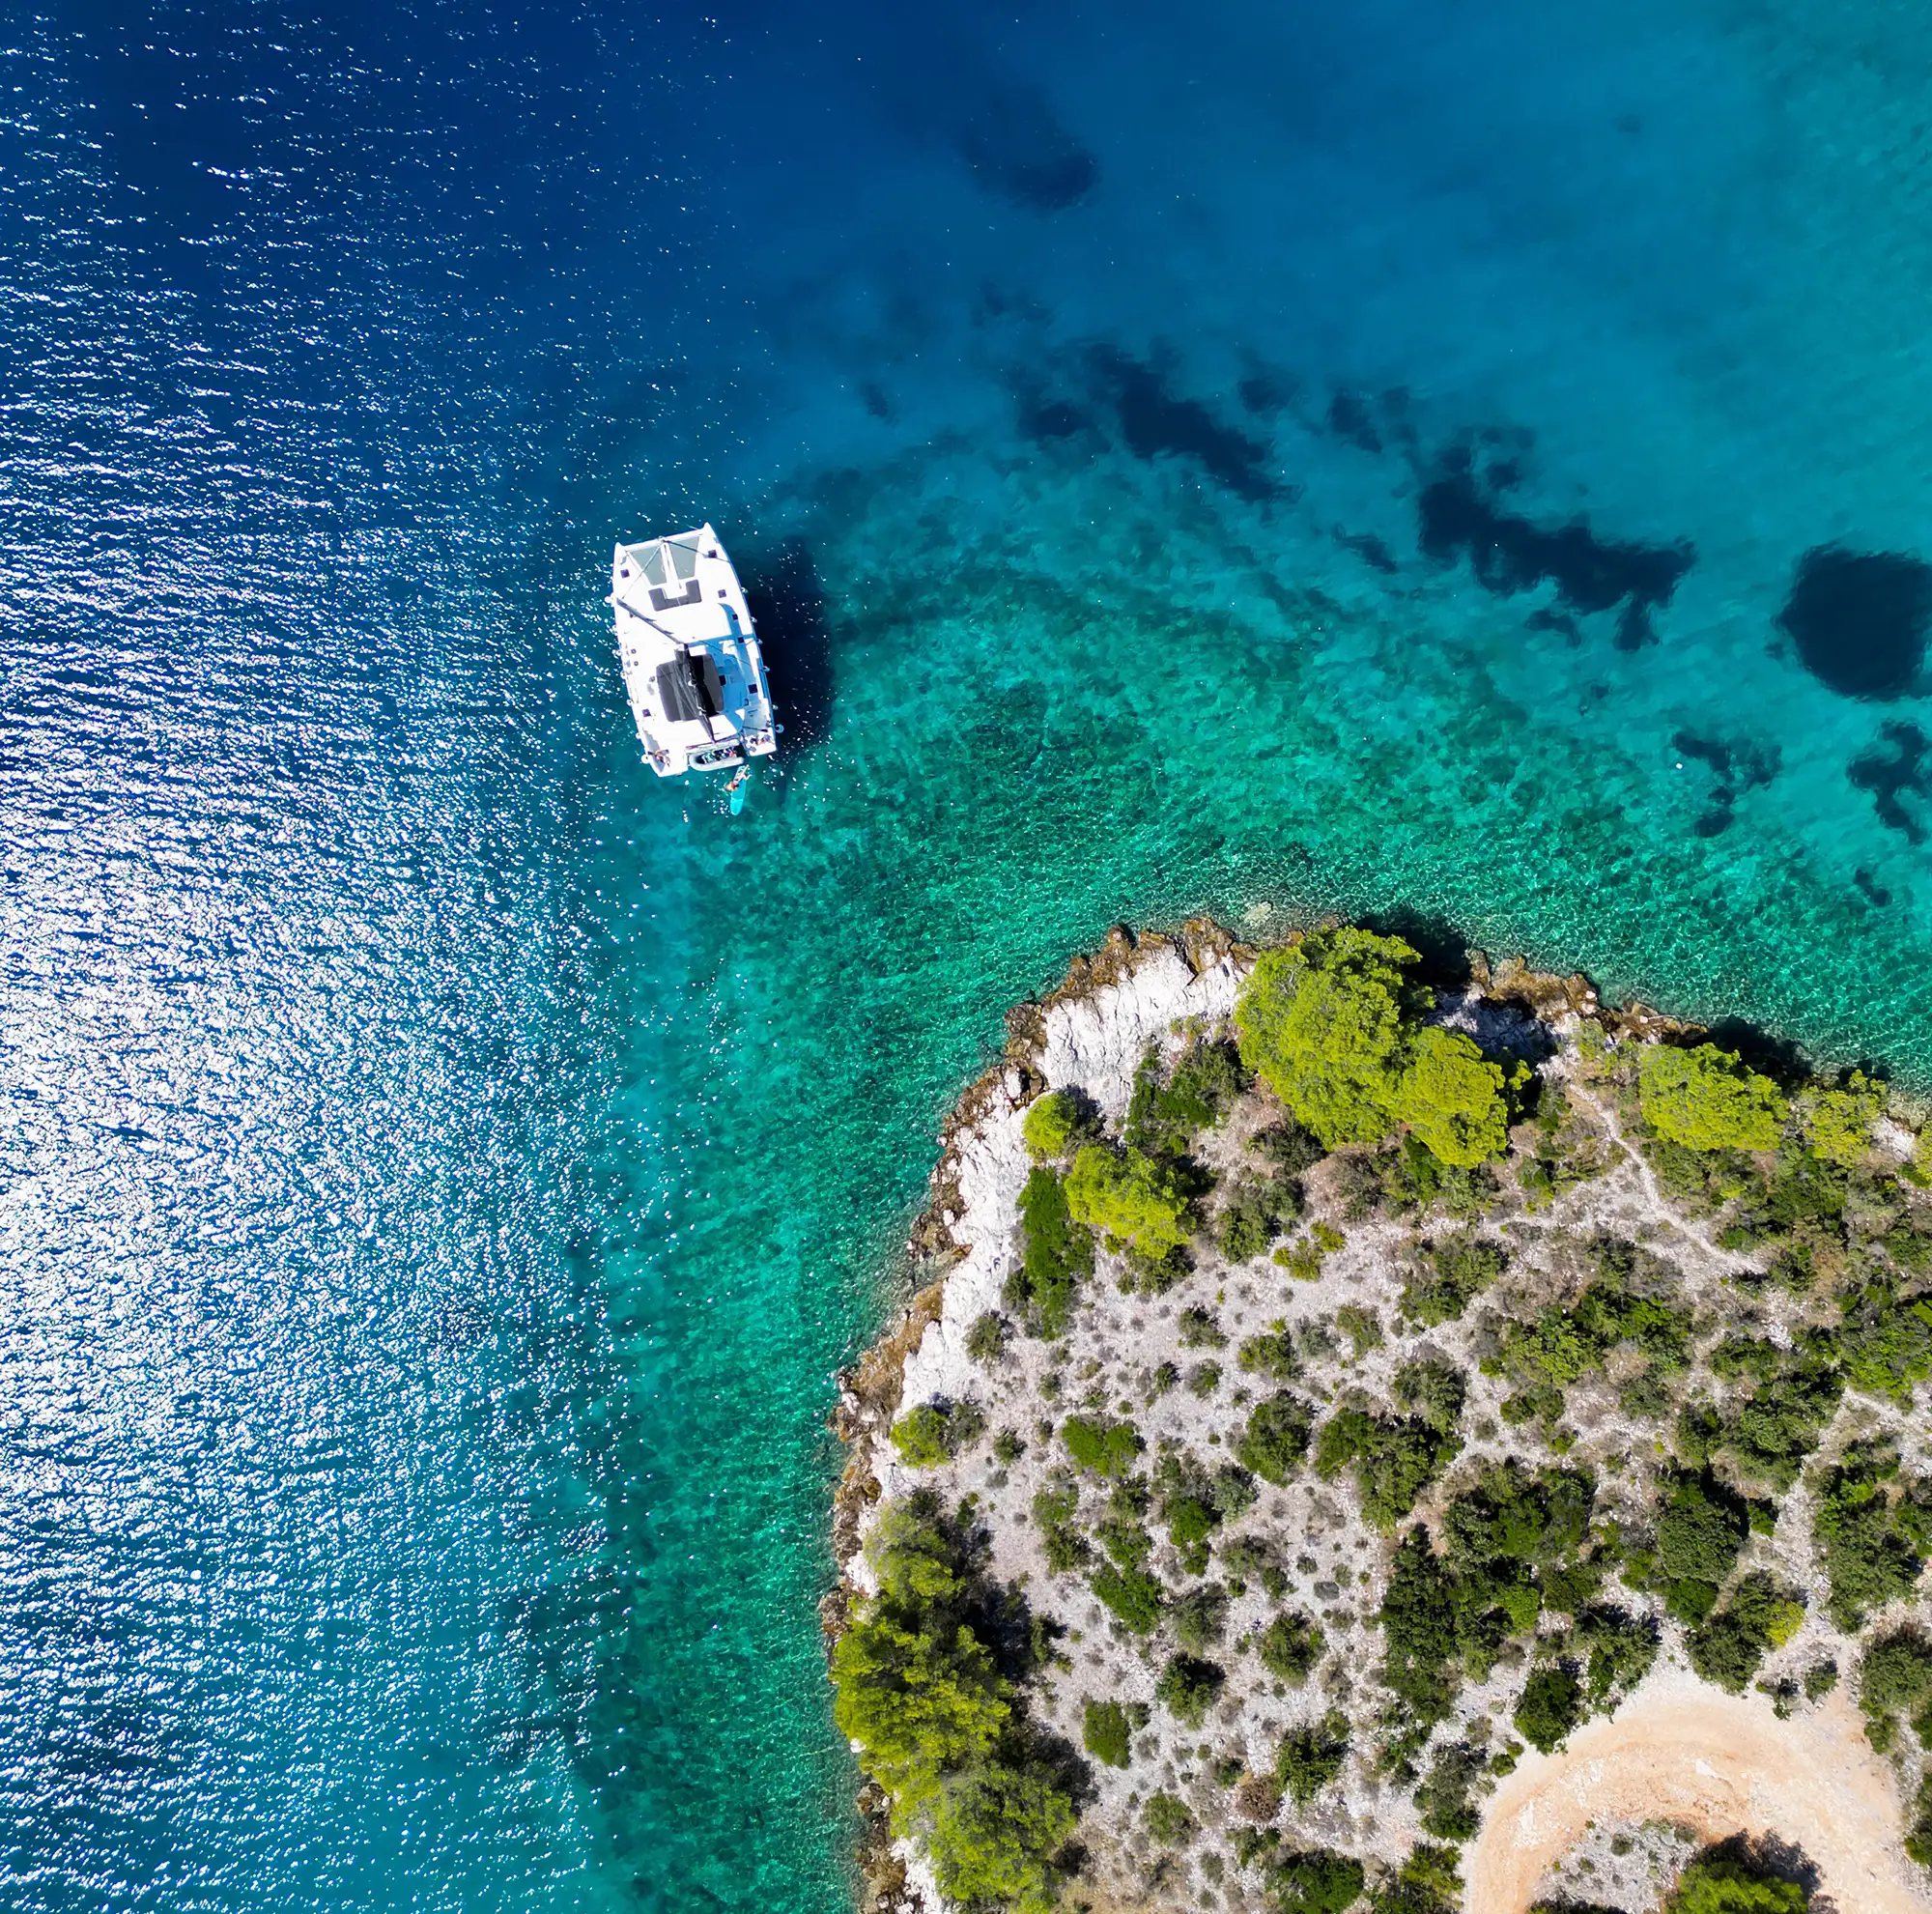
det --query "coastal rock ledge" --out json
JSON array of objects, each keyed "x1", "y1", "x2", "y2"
[{"x1": 826, "y1": 918, "x2": 1932, "y2": 1914}]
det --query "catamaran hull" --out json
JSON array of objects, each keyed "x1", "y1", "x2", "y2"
[{"x1": 611, "y1": 525, "x2": 778, "y2": 778}]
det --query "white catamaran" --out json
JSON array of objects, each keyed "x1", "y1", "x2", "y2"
[{"x1": 611, "y1": 525, "x2": 778, "y2": 778}]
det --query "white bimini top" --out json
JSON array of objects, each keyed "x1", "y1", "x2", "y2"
[{"x1": 611, "y1": 524, "x2": 778, "y2": 778}]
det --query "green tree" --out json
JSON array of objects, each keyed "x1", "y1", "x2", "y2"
[
  {"x1": 1809, "y1": 1443, "x2": 1932, "y2": 1631},
  {"x1": 1394, "y1": 1025, "x2": 1513, "y2": 1167},
  {"x1": 1800, "y1": 1071, "x2": 1885, "y2": 1169},
  {"x1": 1021, "y1": 1090, "x2": 1081, "y2": 1161},
  {"x1": 1007, "y1": 1167, "x2": 1094, "y2": 1339},
  {"x1": 927, "y1": 1759, "x2": 1075, "y2": 1914},
  {"x1": 1514, "y1": 1663, "x2": 1583, "y2": 1754},
  {"x1": 1065, "y1": 1144, "x2": 1193, "y2": 1256},
  {"x1": 1234, "y1": 928, "x2": 1418, "y2": 1149},
  {"x1": 832, "y1": 1500, "x2": 1076, "y2": 1912},
  {"x1": 1688, "y1": 1573, "x2": 1804, "y2": 1694},
  {"x1": 1269, "y1": 1849, "x2": 1366, "y2": 1914},
  {"x1": 1655, "y1": 1472, "x2": 1749, "y2": 1601},
  {"x1": 1639, "y1": 1043, "x2": 1787, "y2": 1153},
  {"x1": 831, "y1": 1516, "x2": 1010, "y2": 1808},
  {"x1": 1662, "y1": 1856, "x2": 1806, "y2": 1914}
]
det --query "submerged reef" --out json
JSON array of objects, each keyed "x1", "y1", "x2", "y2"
[{"x1": 826, "y1": 921, "x2": 1932, "y2": 1914}]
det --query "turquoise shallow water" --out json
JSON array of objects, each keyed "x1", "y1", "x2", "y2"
[{"x1": 13, "y1": 1, "x2": 1932, "y2": 1909}]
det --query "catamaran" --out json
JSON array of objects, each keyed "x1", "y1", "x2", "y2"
[{"x1": 610, "y1": 525, "x2": 778, "y2": 778}]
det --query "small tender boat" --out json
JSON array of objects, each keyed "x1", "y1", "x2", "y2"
[{"x1": 611, "y1": 525, "x2": 778, "y2": 778}]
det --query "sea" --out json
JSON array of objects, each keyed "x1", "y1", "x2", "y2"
[{"x1": 7, "y1": 1, "x2": 1932, "y2": 1907}]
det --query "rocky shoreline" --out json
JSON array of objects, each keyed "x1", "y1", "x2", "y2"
[{"x1": 824, "y1": 918, "x2": 1932, "y2": 1914}]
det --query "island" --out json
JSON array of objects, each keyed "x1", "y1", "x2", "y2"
[{"x1": 825, "y1": 919, "x2": 1932, "y2": 1914}]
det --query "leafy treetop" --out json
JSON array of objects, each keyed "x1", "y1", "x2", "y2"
[
  {"x1": 1639, "y1": 1043, "x2": 1787, "y2": 1154},
  {"x1": 1065, "y1": 1144, "x2": 1192, "y2": 1256},
  {"x1": 1235, "y1": 927, "x2": 1516, "y2": 1166}
]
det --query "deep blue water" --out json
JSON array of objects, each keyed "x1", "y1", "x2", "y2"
[{"x1": 11, "y1": 2, "x2": 1932, "y2": 1908}]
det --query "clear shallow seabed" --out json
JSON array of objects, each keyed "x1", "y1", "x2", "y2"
[{"x1": 9, "y1": 1, "x2": 1932, "y2": 1908}]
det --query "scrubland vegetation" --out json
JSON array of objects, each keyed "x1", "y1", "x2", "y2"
[{"x1": 835, "y1": 924, "x2": 1932, "y2": 1914}]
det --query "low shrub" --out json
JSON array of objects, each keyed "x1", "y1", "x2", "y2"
[
  {"x1": 1171, "y1": 1583, "x2": 1230, "y2": 1653},
  {"x1": 1236, "y1": 1325, "x2": 1300, "y2": 1381},
  {"x1": 1061, "y1": 1414, "x2": 1144, "y2": 1477},
  {"x1": 1090, "y1": 1563, "x2": 1165, "y2": 1635},
  {"x1": 1830, "y1": 1280, "x2": 1932, "y2": 1408},
  {"x1": 1413, "y1": 1737, "x2": 1485, "y2": 1842},
  {"x1": 1378, "y1": 1528, "x2": 1464, "y2": 1732},
  {"x1": 1335, "y1": 1302, "x2": 1385, "y2": 1357},
  {"x1": 1376, "y1": 1842, "x2": 1463, "y2": 1914},
  {"x1": 1094, "y1": 1476, "x2": 1152, "y2": 1570},
  {"x1": 1082, "y1": 1697, "x2": 1133, "y2": 1769},
  {"x1": 1392, "y1": 1356, "x2": 1467, "y2": 1436},
  {"x1": 1126, "y1": 1037, "x2": 1246, "y2": 1158},
  {"x1": 1031, "y1": 1481, "x2": 1090, "y2": 1574},
  {"x1": 1356, "y1": 1133, "x2": 1504, "y2": 1222},
  {"x1": 1809, "y1": 1441, "x2": 1932, "y2": 1631},
  {"x1": 1219, "y1": 1534, "x2": 1289, "y2": 1600},
  {"x1": 1237, "y1": 1391, "x2": 1315, "y2": 1486},
  {"x1": 1577, "y1": 1602, "x2": 1660, "y2": 1714},
  {"x1": 1152, "y1": 1449, "x2": 1252, "y2": 1574},
  {"x1": 1155, "y1": 1652, "x2": 1225, "y2": 1729},
  {"x1": 1402, "y1": 1232, "x2": 1506, "y2": 1326},
  {"x1": 1514, "y1": 1663, "x2": 1583, "y2": 1754},
  {"x1": 1178, "y1": 1304, "x2": 1226, "y2": 1349},
  {"x1": 1314, "y1": 1403, "x2": 1461, "y2": 1531},
  {"x1": 1267, "y1": 1848, "x2": 1366, "y2": 1914},
  {"x1": 891, "y1": 1399, "x2": 985, "y2": 1468},
  {"x1": 965, "y1": 1311, "x2": 1009, "y2": 1364},
  {"x1": 1257, "y1": 1610, "x2": 1325, "y2": 1685},
  {"x1": 1143, "y1": 1789, "x2": 1196, "y2": 1846},
  {"x1": 1276, "y1": 1709, "x2": 1350, "y2": 1806},
  {"x1": 1219, "y1": 1173, "x2": 1302, "y2": 1262},
  {"x1": 1688, "y1": 1573, "x2": 1804, "y2": 1695}
]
